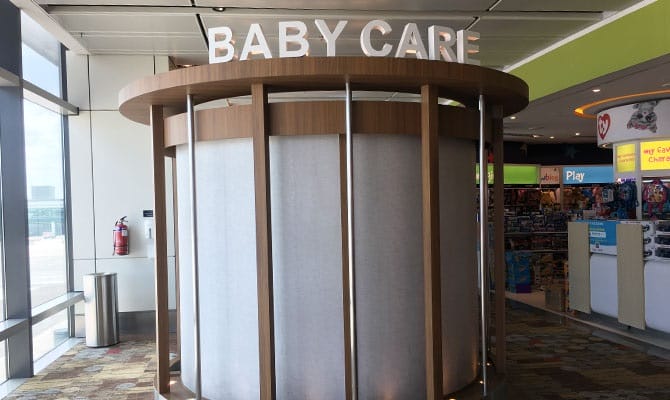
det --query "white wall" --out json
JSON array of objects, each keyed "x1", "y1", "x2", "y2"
[{"x1": 67, "y1": 54, "x2": 175, "y2": 316}]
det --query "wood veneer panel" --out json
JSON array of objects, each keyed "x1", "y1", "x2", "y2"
[
  {"x1": 252, "y1": 84, "x2": 276, "y2": 400},
  {"x1": 164, "y1": 114, "x2": 185, "y2": 148},
  {"x1": 119, "y1": 57, "x2": 528, "y2": 125},
  {"x1": 164, "y1": 106, "x2": 253, "y2": 147},
  {"x1": 271, "y1": 102, "x2": 345, "y2": 135},
  {"x1": 150, "y1": 105, "x2": 170, "y2": 394},
  {"x1": 353, "y1": 102, "x2": 420, "y2": 135},
  {"x1": 164, "y1": 102, "x2": 487, "y2": 148},
  {"x1": 617, "y1": 224, "x2": 645, "y2": 329},
  {"x1": 568, "y1": 222, "x2": 591, "y2": 313},
  {"x1": 421, "y1": 84, "x2": 443, "y2": 400},
  {"x1": 438, "y1": 106, "x2": 492, "y2": 141}
]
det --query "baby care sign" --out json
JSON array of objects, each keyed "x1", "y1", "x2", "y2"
[{"x1": 208, "y1": 20, "x2": 480, "y2": 65}]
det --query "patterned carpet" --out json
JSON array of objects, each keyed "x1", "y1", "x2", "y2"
[
  {"x1": 6, "y1": 335, "x2": 156, "y2": 400},
  {"x1": 505, "y1": 303, "x2": 670, "y2": 400},
  {"x1": 5, "y1": 305, "x2": 670, "y2": 400}
]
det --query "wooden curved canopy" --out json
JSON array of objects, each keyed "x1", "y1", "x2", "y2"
[{"x1": 119, "y1": 56, "x2": 528, "y2": 125}]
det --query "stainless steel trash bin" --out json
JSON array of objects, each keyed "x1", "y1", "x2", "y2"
[{"x1": 84, "y1": 272, "x2": 119, "y2": 347}]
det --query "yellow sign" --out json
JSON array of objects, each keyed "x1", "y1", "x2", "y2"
[
  {"x1": 616, "y1": 143, "x2": 636, "y2": 173},
  {"x1": 641, "y1": 141, "x2": 670, "y2": 171}
]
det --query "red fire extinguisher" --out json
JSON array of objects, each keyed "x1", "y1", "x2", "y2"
[{"x1": 113, "y1": 216, "x2": 129, "y2": 256}]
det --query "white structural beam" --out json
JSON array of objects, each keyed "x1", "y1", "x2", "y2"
[{"x1": 10, "y1": 0, "x2": 89, "y2": 54}]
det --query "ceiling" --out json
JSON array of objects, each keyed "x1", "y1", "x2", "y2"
[{"x1": 25, "y1": 0, "x2": 667, "y2": 143}]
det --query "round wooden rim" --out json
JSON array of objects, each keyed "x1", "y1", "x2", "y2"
[
  {"x1": 163, "y1": 100, "x2": 491, "y2": 149},
  {"x1": 119, "y1": 56, "x2": 528, "y2": 125}
]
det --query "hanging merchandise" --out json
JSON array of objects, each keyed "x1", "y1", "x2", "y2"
[
  {"x1": 113, "y1": 216, "x2": 129, "y2": 256},
  {"x1": 642, "y1": 180, "x2": 669, "y2": 219},
  {"x1": 601, "y1": 184, "x2": 616, "y2": 204},
  {"x1": 614, "y1": 180, "x2": 638, "y2": 219},
  {"x1": 592, "y1": 186, "x2": 611, "y2": 217}
]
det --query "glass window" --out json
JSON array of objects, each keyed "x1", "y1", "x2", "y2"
[
  {"x1": 32, "y1": 310, "x2": 68, "y2": 361},
  {"x1": 20, "y1": 13, "x2": 61, "y2": 97},
  {"x1": 23, "y1": 99, "x2": 67, "y2": 307},
  {"x1": 0, "y1": 208, "x2": 3, "y2": 322}
]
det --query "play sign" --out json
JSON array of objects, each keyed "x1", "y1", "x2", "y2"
[{"x1": 563, "y1": 166, "x2": 613, "y2": 184}]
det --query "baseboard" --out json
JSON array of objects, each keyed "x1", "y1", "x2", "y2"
[
  {"x1": 75, "y1": 310, "x2": 177, "y2": 337},
  {"x1": 120, "y1": 310, "x2": 178, "y2": 334}
]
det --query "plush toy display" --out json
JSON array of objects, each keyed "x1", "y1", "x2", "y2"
[
  {"x1": 615, "y1": 181, "x2": 638, "y2": 219},
  {"x1": 627, "y1": 100, "x2": 659, "y2": 133},
  {"x1": 540, "y1": 190, "x2": 557, "y2": 209},
  {"x1": 642, "y1": 180, "x2": 668, "y2": 219}
]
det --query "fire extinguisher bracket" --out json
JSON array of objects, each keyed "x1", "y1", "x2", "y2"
[{"x1": 113, "y1": 216, "x2": 129, "y2": 256}]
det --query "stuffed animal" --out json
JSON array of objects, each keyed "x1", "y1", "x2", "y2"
[
  {"x1": 540, "y1": 191, "x2": 555, "y2": 208},
  {"x1": 642, "y1": 180, "x2": 667, "y2": 218},
  {"x1": 627, "y1": 101, "x2": 658, "y2": 133}
]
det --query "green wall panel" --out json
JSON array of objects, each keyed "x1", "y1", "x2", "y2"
[{"x1": 510, "y1": 1, "x2": 670, "y2": 101}]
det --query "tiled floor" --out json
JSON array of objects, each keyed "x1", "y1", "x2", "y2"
[{"x1": 4, "y1": 304, "x2": 670, "y2": 399}]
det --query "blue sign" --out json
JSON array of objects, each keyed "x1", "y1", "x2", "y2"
[
  {"x1": 563, "y1": 166, "x2": 613, "y2": 184},
  {"x1": 585, "y1": 220, "x2": 619, "y2": 255}
]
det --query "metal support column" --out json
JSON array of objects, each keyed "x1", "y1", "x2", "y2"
[
  {"x1": 345, "y1": 82, "x2": 358, "y2": 400},
  {"x1": 186, "y1": 94, "x2": 202, "y2": 400},
  {"x1": 478, "y1": 94, "x2": 489, "y2": 397}
]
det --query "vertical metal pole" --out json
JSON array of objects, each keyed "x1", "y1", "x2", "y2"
[
  {"x1": 478, "y1": 94, "x2": 489, "y2": 397},
  {"x1": 187, "y1": 94, "x2": 202, "y2": 400},
  {"x1": 345, "y1": 82, "x2": 358, "y2": 400}
]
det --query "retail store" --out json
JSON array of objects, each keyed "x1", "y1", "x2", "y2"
[{"x1": 0, "y1": 0, "x2": 669, "y2": 399}]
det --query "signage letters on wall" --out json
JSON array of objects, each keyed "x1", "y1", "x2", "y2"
[
  {"x1": 208, "y1": 20, "x2": 480, "y2": 65},
  {"x1": 562, "y1": 166, "x2": 614, "y2": 184}
]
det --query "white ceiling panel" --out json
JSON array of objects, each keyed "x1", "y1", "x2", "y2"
[
  {"x1": 29, "y1": 0, "x2": 659, "y2": 142},
  {"x1": 52, "y1": 12, "x2": 201, "y2": 35},
  {"x1": 195, "y1": 0, "x2": 494, "y2": 12},
  {"x1": 474, "y1": 18, "x2": 596, "y2": 38},
  {"x1": 201, "y1": 15, "x2": 474, "y2": 42},
  {"x1": 495, "y1": 0, "x2": 639, "y2": 12},
  {"x1": 79, "y1": 34, "x2": 206, "y2": 54}
]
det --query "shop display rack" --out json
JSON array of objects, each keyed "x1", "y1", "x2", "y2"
[{"x1": 504, "y1": 207, "x2": 569, "y2": 295}]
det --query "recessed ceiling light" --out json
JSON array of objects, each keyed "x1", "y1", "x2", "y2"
[
  {"x1": 575, "y1": 132, "x2": 581, "y2": 136},
  {"x1": 212, "y1": 6, "x2": 226, "y2": 12},
  {"x1": 592, "y1": 88, "x2": 601, "y2": 93},
  {"x1": 549, "y1": 136, "x2": 555, "y2": 139},
  {"x1": 510, "y1": 115, "x2": 517, "y2": 120},
  {"x1": 532, "y1": 134, "x2": 541, "y2": 138}
]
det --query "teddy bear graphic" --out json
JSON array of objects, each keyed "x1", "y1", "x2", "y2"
[{"x1": 627, "y1": 100, "x2": 658, "y2": 133}]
